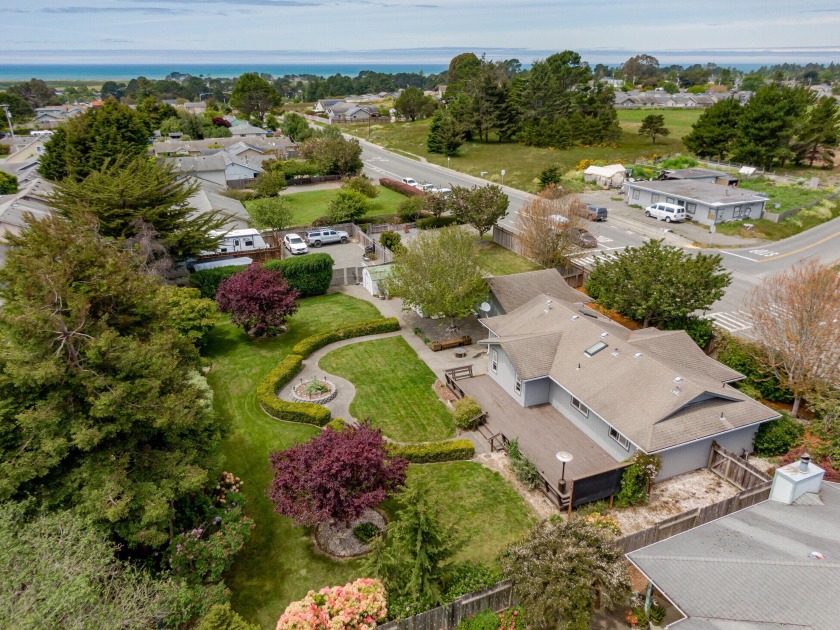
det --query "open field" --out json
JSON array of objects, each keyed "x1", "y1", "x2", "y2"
[
  {"x1": 319, "y1": 336, "x2": 455, "y2": 442},
  {"x1": 343, "y1": 109, "x2": 702, "y2": 193}
]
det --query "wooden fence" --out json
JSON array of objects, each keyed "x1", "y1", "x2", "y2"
[
  {"x1": 708, "y1": 441, "x2": 771, "y2": 490},
  {"x1": 331, "y1": 265, "x2": 366, "y2": 287},
  {"x1": 378, "y1": 580, "x2": 515, "y2": 630},
  {"x1": 762, "y1": 189, "x2": 840, "y2": 223},
  {"x1": 491, "y1": 226, "x2": 585, "y2": 287}
]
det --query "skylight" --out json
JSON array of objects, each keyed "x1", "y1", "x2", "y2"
[{"x1": 584, "y1": 341, "x2": 608, "y2": 357}]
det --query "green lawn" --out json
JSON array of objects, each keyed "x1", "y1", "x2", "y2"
[
  {"x1": 738, "y1": 178, "x2": 834, "y2": 212},
  {"x1": 261, "y1": 186, "x2": 407, "y2": 227},
  {"x1": 478, "y1": 239, "x2": 543, "y2": 276},
  {"x1": 341, "y1": 109, "x2": 699, "y2": 194},
  {"x1": 381, "y1": 463, "x2": 537, "y2": 564},
  {"x1": 319, "y1": 336, "x2": 456, "y2": 442},
  {"x1": 207, "y1": 293, "x2": 382, "y2": 628}
]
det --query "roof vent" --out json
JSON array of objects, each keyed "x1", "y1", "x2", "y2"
[
  {"x1": 600, "y1": 332, "x2": 609, "y2": 338},
  {"x1": 799, "y1": 454, "x2": 811, "y2": 473},
  {"x1": 770, "y1": 454, "x2": 825, "y2": 505},
  {"x1": 674, "y1": 377, "x2": 683, "y2": 383},
  {"x1": 719, "y1": 412, "x2": 725, "y2": 421},
  {"x1": 611, "y1": 349, "x2": 620, "y2": 357},
  {"x1": 672, "y1": 386, "x2": 682, "y2": 396},
  {"x1": 633, "y1": 352, "x2": 642, "y2": 359},
  {"x1": 571, "y1": 315, "x2": 579, "y2": 320}
]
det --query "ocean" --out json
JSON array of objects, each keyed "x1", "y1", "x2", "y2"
[{"x1": 0, "y1": 63, "x2": 450, "y2": 82}]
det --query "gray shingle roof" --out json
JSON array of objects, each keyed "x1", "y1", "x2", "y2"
[
  {"x1": 487, "y1": 269, "x2": 591, "y2": 313},
  {"x1": 168, "y1": 155, "x2": 227, "y2": 173},
  {"x1": 623, "y1": 179, "x2": 767, "y2": 207},
  {"x1": 481, "y1": 294, "x2": 777, "y2": 452},
  {"x1": 628, "y1": 482, "x2": 840, "y2": 629}
]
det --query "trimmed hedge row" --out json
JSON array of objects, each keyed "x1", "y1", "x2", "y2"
[
  {"x1": 256, "y1": 318, "x2": 401, "y2": 426},
  {"x1": 379, "y1": 177, "x2": 425, "y2": 198},
  {"x1": 190, "y1": 253, "x2": 334, "y2": 299},
  {"x1": 291, "y1": 317, "x2": 400, "y2": 356},
  {"x1": 263, "y1": 253, "x2": 334, "y2": 298},
  {"x1": 387, "y1": 439, "x2": 475, "y2": 463},
  {"x1": 417, "y1": 216, "x2": 462, "y2": 230}
]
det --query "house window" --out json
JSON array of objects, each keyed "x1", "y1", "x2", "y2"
[
  {"x1": 650, "y1": 194, "x2": 660, "y2": 203},
  {"x1": 491, "y1": 349, "x2": 498, "y2": 374},
  {"x1": 609, "y1": 427, "x2": 630, "y2": 450},
  {"x1": 666, "y1": 196, "x2": 675, "y2": 204},
  {"x1": 514, "y1": 374, "x2": 522, "y2": 396},
  {"x1": 571, "y1": 396, "x2": 589, "y2": 417},
  {"x1": 733, "y1": 206, "x2": 742, "y2": 218},
  {"x1": 686, "y1": 203, "x2": 696, "y2": 215},
  {"x1": 632, "y1": 189, "x2": 640, "y2": 200}
]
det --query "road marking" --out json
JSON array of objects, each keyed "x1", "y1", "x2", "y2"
[
  {"x1": 720, "y1": 250, "x2": 760, "y2": 262},
  {"x1": 755, "y1": 229, "x2": 840, "y2": 264},
  {"x1": 596, "y1": 236, "x2": 614, "y2": 243},
  {"x1": 571, "y1": 251, "x2": 620, "y2": 269},
  {"x1": 748, "y1": 249, "x2": 779, "y2": 257},
  {"x1": 705, "y1": 310, "x2": 754, "y2": 333}
]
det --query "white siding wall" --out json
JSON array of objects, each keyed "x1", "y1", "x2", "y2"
[
  {"x1": 548, "y1": 381, "x2": 630, "y2": 463},
  {"x1": 655, "y1": 424, "x2": 761, "y2": 481}
]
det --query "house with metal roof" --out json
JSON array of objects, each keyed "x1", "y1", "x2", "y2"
[
  {"x1": 661, "y1": 167, "x2": 739, "y2": 186},
  {"x1": 450, "y1": 290, "x2": 778, "y2": 501},
  {"x1": 622, "y1": 179, "x2": 768, "y2": 226},
  {"x1": 627, "y1": 461, "x2": 839, "y2": 629}
]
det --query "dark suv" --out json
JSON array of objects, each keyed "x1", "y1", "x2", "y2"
[{"x1": 583, "y1": 204, "x2": 608, "y2": 221}]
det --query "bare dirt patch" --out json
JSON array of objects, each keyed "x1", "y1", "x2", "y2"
[
  {"x1": 612, "y1": 469, "x2": 739, "y2": 534},
  {"x1": 434, "y1": 379, "x2": 458, "y2": 405},
  {"x1": 314, "y1": 509, "x2": 385, "y2": 558}
]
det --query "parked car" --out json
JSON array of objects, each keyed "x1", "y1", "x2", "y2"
[
  {"x1": 567, "y1": 227, "x2": 597, "y2": 248},
  {"x1": 645, "y1": 202, "x2": 686, "y2": 223},
  {"x1": 582, "y1": 204, "x2": 609, "y2": 221},
  {"x1": 401, "y1": 177, "x2": 419, "y2": 187},
  {"x1": 431, "y1": 186, "x2": 452, "y2": 197},
  {"x1": 283, "y1": 233, "x2": 308, "y2": 255},
  {"x1": 305, "y1": 228, "x2": 350, "y2": 247}
]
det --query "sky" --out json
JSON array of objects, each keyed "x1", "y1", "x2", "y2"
[{"x1": 1, "y1": 0, "x2": 839, "y2": 66}]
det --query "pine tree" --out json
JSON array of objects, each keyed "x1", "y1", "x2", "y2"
[
  {"x1": 426, "y1": 109, "x2": 463, "y2": 156},
  {"x1": 793, "y1": 96, "x2": 840, "y2": 167},
  {"x1": 684, "y1": 98, "x2": 743, "y2": 160},
  {"x1": 638, "y1": 113, "x2": 670, "y2": 144}
]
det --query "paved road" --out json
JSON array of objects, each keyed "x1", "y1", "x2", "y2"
[{"x1": 355, "y1": 135, "x2": 840, "y2": 337}]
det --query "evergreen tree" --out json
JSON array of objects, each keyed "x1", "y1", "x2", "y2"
[
  {"x1": 684, "y1": 98, "x2": 743, "y2": 160},
  {"x1": 363, "y1": 478, "x2": 459, "y2": 617},
  {"x1": 394, "y1": 86, "x2": 434, "y2": 122},
  {"x1": 40, "y1": 101, "x2": 151, "y2": 182},
  {"x1": 0, "y1": 214, "x2": 224, "y2": 548},
  {"x1": 229, "y1": 72, "x2": 280, "y2": 119},
  {"x1": 638, "y1": 113, "x2": 670, "y2": 144},
  {"x1": 732, "y1": 84, "x2": 813, "y2": 169},
  {"x1": 280, "y1": 112, "x2": 312, "y2": 142},
  {"x1": 793, "y1": 96, "x2": 840, "y2": 167},
  {"x1": 47, "y1": 156, "x2": 225, "y2": 260},
  {"x1": 426, "y1": 109, "x2": 463, "y2": 156}
]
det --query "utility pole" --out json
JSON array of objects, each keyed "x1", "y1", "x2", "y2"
[{"x1": 1, "y1": 104, "x2": 14, "y2": 140}]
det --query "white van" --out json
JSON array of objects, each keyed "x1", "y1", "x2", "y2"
[{"x1": 645, "y1": 202, "x2": 686, "y2": 223}]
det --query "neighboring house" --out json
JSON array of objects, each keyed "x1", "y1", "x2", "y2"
[
  {"x1": 0, "y1": 159, "x2": 41, "y2": 186},
  {"x1": 150, "y1": 136, "x2": 296, "y2": 158},
  {"x1": 623, "y1": 179, "x2": 768, "y2": 225},
  {"x1": 314, "y1": 99, "x2": 343, "y2": 113},
  {"x1": 583, "y1": 164, "x2": 626, "y2": 188},
  {"x1": 167, "y1": 155, "x2": 228, "y2": 187},
  {"x1": 0, "y1": 178, "x2": 54, "y2": 263},
  {"x1": 454, "y1": 288, "x2": 778, "y2": 503},
  {"x1": 229, "y1": 124, "x2": 269, "y2": 138},
  {"x1": 662, "y1": 168, "x2": 739, "y2": 186},
  {"x1": 189, "y1": 188, "x2": 250, "y2": 230},
  {"x1": 221, "y1": 153, "x2": 263, "y2": 181},
  {"x1": 613, "y1": 92, "x2": 637, "y2": 108},
  {"x1": 181, "y1": 102, "x2": 207, "y2": 115},
  {"x1": 628, "y1": 461, "x2": 838, "y2": 629},
  {"x1": 32, "y1": 105, "x2": 85, "y2": 128},
  {"x1": 0, "y1": 135, "x2": 48, "y2": 163}
]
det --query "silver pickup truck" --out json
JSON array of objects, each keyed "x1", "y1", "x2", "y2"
[{"x1": 305, "y1": 228, "x2": 350, "y2": 247}]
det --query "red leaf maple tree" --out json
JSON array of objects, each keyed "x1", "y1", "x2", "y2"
[
  {"x1": 215, "y1": 264, "x2": 299, "y2": 337},
  {"x1": 267, "y1": 424, "x2": 408, "y2": 527}
]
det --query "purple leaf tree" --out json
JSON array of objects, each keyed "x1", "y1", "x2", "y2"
[
  {"x1": 215, "y1": 264, "x2": 300, "y2": 337},
  {"x1": 267, "y1": 424, "x2": 408, "y2": 527}
]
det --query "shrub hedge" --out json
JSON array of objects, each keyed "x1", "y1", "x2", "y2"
[
  {"x1": 717, "y1": 333, "x2": 794, "y2": 403},
  {"x1": 417, "y1": 216, "x2": 461, "y2": 230},
  {"x1": 753, "y1": 414, "x2": 804, "y2": 456},
  {"x1": 326, "y1": 417, "x2": 347, "y2": 432},
  {"x1": 256, "y1": 318, "x2": 401, "y2": 427},
  {"x1": 452, "y1": 397, "x2": 483, "y2": 430},
  {"x1": 191, "y1": 265, "x2": 245, "y2": 299},
  {"x1": 263, "y1": 253, "x2": 334, "y2": 298},
  {"x1": 379, "y1": 177, "x2": 425, "y2": 198},
  {"x1": 387, "y1": 439, "x2": 475, "y2": 463},
  {"x1": 291, "y1": 318, "x2": 400, "y2": 356}
]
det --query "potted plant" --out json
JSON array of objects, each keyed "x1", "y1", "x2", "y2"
[{"x1": 649, "y1": 603, "x2": 666, "y2": 629}]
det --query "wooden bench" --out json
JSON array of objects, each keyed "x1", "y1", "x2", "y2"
[{"x1": 430, "y1": 336, "x2": 472, "y2": 352}]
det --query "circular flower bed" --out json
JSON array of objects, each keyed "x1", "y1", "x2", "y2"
[
  {"x1": 291, "y1": 377, "x2": 337, "y2": 404},
  {"x1": 314, "y1": 509, "x2": 386, "y2": 557}
]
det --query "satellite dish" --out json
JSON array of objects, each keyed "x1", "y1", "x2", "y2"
[{"x1": 479, "y1": 302, "x2": 491, "y2": 312}]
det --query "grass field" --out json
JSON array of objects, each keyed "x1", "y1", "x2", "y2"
[
  {"x1": 478, "y1": 240, "x2": 543, "y2": 276},
  {"x1": 381, "y1": 462, "x2": 537, "y2": 564},
  {"x1": 341, "y1": 109, "x2": 702, "y2": 193},
  {"x1": 319, "y1": 336, "x2": 455, "y2": 442},
  {"x1": 207, "y1": 294, "x2": 533, "y2": 627},
  {"x1": 738, "y1": 179, "x2": 833, "y2": 212},
  {"x1": 251, "y1": 186, "x2": 407, "y2": 227}
]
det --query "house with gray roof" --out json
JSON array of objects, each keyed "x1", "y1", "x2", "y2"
[
  {"x1": 188, "y1": 188, "x2": 250, "y2": 231},
  {"x1": 628, "y1": 461, "x2": 839, "y2": 629},
  {"x1": 453, "y1": 289, "x2": 778, "y2": 497},
  {"x1": 662, "y1": 168, "x2": 739, "y2": 186},
  {"x1": 485, "y1": 268, "x2": 590, "y2": 317},
  {"x1": 167, "y1": 155, "x2": 228, "y2": 187},
  {"x1": 623, "y1": 179, "x2": 768, "y2": 226}
]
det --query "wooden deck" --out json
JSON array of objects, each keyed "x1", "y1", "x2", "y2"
[{"x1": 457, "y1": 375, "x2": 619, "y2": 489}]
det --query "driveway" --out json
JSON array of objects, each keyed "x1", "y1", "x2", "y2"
[{"x1": 304, "y1": 241, "x2": 366, "y2": 268}]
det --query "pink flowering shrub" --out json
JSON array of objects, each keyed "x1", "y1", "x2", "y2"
[{"x1": 276, "y1": 578, "x2": 387, "y2": 630}]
